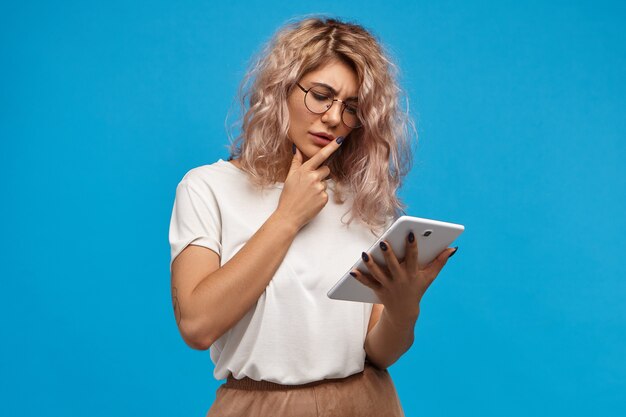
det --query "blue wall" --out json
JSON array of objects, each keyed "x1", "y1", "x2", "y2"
[{"x1": 2, "y1": 1, "x2": 625, "y2": 415}]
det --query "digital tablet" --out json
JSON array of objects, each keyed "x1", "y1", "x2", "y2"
[{"x1": 327, "y1": 215, "x2": 465, "y2": 304}]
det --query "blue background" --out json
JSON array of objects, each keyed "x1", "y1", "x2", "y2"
[{"x1": 2, "y1": 1, "x2": 625, "y2": 416}]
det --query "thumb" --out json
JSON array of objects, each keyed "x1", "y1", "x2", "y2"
[{"x1": 289, "y1": 143, "x2": 303, "y2": 172}]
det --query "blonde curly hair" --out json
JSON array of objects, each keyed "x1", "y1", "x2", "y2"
[{"x1": 227, "y1": 16, "x2": 416, "y2": 235}]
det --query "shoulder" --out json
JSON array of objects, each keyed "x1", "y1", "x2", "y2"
[
  {"x1": 174, "y1": 159, "x2": 255, "y2": 206},
  {"x1": 179, "y1": 160, "x2": 239, "y2": 188}
]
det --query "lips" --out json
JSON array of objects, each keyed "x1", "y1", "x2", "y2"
[{"x1": 310, "y1": 132, "x2": 334, "y2": 141}]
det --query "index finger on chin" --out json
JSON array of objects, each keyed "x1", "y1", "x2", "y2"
[{"x1": 302, "y1": 136, "x2": 344, "y2": 170}]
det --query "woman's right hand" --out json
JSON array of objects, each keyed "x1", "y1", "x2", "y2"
[{"x1": 275, "y1": 138, "x2": 345, "y2": 231}]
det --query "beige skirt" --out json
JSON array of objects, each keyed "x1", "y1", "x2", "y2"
[{"x1": 205, "y1": 361, "x2": 405, "y2": 417}]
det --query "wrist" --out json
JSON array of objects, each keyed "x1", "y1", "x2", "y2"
[
  {"x1": 269, "y1": 210, "x2": 301, "y2": 236},
  {"x1": 381, "y1": 306, "x2": 419, "y2": 333}
]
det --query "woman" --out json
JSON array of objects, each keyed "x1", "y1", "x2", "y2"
[{"x1": 169, "y1": 16, "x2": 458, "y2": 416}]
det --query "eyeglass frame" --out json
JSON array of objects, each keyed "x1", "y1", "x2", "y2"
[{"x1": 295, "y1": 82, "x2": 362, "y2": 129}]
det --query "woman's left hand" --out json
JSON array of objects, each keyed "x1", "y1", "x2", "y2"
[{"x1": 351, "y1": 232, "x2": 458, "y2": 322}]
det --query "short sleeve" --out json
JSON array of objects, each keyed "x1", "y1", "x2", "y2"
[{"x1": 168, "y1": 174, "x2": 222, "y2": 270}]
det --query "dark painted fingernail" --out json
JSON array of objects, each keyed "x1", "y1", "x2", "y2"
[
  {"x1": 408, "y1": 232, "x2": 415, "y2": 243},
  {"x1": 349, "y1": 272, "x2": 357, "y2": 277},
  {"x1": 448, "y1": 246, "x2": 459, "y2": 258},
  {"x1": 336, "y1": 136, "x2": 344, "y2": 144},
  {"x1": 379, "y1": 241, "x2": 387, "y2": 251},
  {"x1": 292, "y1": 143, "x2": 296, "y2": 154},
  {"x1": 361, "y1": 252, "x2": 369, "y2": 262}
]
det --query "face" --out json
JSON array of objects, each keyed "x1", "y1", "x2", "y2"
[{"x1": 287, "y1": 59, "x2": 359, "y2": 161}]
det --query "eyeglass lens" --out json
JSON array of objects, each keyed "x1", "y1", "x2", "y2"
[{"x1": 305, "y1": 87, "x2": 361, "y2": 128}]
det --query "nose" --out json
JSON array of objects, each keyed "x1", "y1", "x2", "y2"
[{"x1": 321, "y1": 101, "x2": 342, "y2": 127}]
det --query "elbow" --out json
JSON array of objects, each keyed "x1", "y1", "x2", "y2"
[
  {"x1": 365, "y1": 355, "x2": 389, "y2": 371},
  {"x1": 364, "y1": 338, "x2": 414, "y2": 371},
  {"x1": 364, "y1": 343, "x2": 389, "y2": 371},
  {"x1": 183, "y1": 335, "x2": 211, "y2": 351},
  {"x1": 178, "y1": 319, "x2": 217, "y2": 351}
]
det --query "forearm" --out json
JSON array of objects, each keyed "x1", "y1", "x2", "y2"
[
  {"x1": 184, "y1": 211, "x2": 299, "y2": 348},
  {"x1": 364, "y1": 307, "x2": 419, "y2": 369}
]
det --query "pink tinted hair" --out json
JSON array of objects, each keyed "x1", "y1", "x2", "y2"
[{"x1": 227, "y1": 16, "x2": 416, "y2": 234}]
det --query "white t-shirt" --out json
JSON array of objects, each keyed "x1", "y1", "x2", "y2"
[{"x1": 169, "y1": 158, "x2": 390, "y2": 384}]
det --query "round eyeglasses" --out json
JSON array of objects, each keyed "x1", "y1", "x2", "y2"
[{"x1": 295, "y1": 82, "x2": 362, "y2": 129}]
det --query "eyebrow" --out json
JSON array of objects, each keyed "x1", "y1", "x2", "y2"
[{"x1": 310, "y1": 82, "x2": 358, "y2": 101}]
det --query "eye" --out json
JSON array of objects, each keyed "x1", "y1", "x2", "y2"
[
  {"x1": 310, "y1": 89, "x2": 331, "y2": 101},
  {"x1": 344, "y1": 104, "x2": 358, "y2": 115}
]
